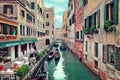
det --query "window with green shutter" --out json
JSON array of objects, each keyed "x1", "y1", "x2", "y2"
[
  {"x1": 3, "y1": 24, "x2": 8, "y2": 34},
  {"x1": 87, "y1": 16, "x2": 90, "y2": 28},
  {"x1": 115, "y1": 47, "x2": 120, "y2": 71},
  {"x1": 108, "y1": 45, "x2": 115, "y2": 65},
  {"x1": 10, "y1": 25, "x2": 14, "y2": 35},
  {"x1": 113, "y1": 0, "x2": 118, "y2": 24},
  {"x1": 104, "y1": 4, "x2": 109, "y2": 21},
  {"x1": 95, "y1": 43, "x2": 98, "y2": 57},
  {"x1": 92, "y1": 13, "x2": 96, "y2": 27},
  {"x1": 98, "y1": 10, "x2": 100, "y2": 28}
]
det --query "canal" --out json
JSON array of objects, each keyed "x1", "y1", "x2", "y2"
[{"x1": 47, "y1": 45, "x2": 101, "y2": 80}]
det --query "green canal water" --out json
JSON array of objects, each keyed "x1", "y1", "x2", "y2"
[{"x1": 48, "y1": 47, "x2": 101, "y2": 80}]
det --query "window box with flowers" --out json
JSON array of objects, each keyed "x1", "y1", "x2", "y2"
[
  {"x1": 91, "y1": 25, "x2": 99, "y2": 34},
  {"x1": 83, "y1": 28, "x2": 93, "y2": 38},
  {"x1": 104, "y1": 20, "x2": 116, "y2": 32}
]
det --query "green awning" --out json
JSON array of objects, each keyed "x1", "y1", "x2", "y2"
[
  {"x1": 19, "y1": 38, "x2": 37, "y2": 45},
  {"x1": 0, "y1": 41, "x2": 20, "y2": 48},
  {"x1": 0, "y1": 38, "x2": 37, "y2": 48}
]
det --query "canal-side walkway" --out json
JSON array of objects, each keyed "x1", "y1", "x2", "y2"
[{"x1": 48, "y1": 46, "x2": 101, "y2": 80}]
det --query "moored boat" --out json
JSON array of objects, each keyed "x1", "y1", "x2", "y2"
[
  {"x1": 60, "y1": 43, "x2": 67, "y2": 50},
  {"x1": 47, "y1": 51, "x2": 54, "y2": 61},
  {"x1": 54, "y1": 49, "x2": 60, "y2": 61}
]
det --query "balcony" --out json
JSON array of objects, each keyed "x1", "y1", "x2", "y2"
[{"x1": 0, "y1": 34, "x2": 17, "y2": 41}]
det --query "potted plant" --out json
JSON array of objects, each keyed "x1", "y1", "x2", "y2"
[
  {"x1": 91, "y1": 25, "x2": 99, "y2": 34},
  {"x1": 83, "y1": 28, "x2": 91, "y2": 35},
  {"x1": 16, "y1": 65, "x2": 29, "y2": 80},
  {"x1": 104, "y1": 20, "x2": 113, "y2": 32},
  {"x1": 108, "y1": 25, "x2": 116, "y2": 32}
]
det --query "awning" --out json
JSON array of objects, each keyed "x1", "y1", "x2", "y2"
[
  {"x1": 0, "y1": 38, "x2": 37, "y2": 48},
  {"x1": 19, "y1": 38, "x2": 37, "y2": 45},
  {"x1": 0, "y1": 41, "x2": 20, "y2": 48}
]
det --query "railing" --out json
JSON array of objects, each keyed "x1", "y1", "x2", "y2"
[{"x1": 0, "y1": 34, "x2": 17, "y2": 40}]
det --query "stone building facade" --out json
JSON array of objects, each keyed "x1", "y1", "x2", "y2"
[
  {"x1": 75, "y1": 0, "x2": 84, "y2": 60},
  {"x1": 62, "y1": 10, "x2": 68, "y2": 42},
  {"x1": 44, "y1": 7, "x2": 55, "y2": 45},
  {"x1": 83, "y1": 0, "x2": 120, "y2": 80}
]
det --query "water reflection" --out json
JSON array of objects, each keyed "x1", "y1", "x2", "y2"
[{"x1": 53, "y1": 49, "x2": 66, "y2": 80}]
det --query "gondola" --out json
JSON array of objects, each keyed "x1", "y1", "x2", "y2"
[
  {"x1": 60, "y1": 44, "x2": 67, "y2": 50},
  {"x1": 54, "y1": 49, "x2": 60, "y2": 61},
  {"x1": 47, "y1": 51, "x2": 54, "y2": 61}
]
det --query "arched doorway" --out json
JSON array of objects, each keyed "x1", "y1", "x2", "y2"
[{"x1": 46, "y1": 39, "x2": 50, "y2": 45}]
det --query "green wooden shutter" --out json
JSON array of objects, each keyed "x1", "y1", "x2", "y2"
[
  {"x1": 87, "y1": 16, "x2": 90, "y2": 28},
  {"x1": 113, "y1": 0, "x2": 118, "y2": 24},
  {"x1": 4, "y1": 24, "x2": 8, "y2": 34},
  {"x1": 92, "y1": 14, "x2": 94, "y2": 26},
  {"x1": 104, "y1": 4, "x2": 109, "y2": 22},
  {"x1": 98, "y1": 9, "x2": 100, "y2": 28},
  {"x1": 115, "y1": 47, "x2": 120, "y2": 71},
  {"x1": 10, "y1": 25, "x2": 14, "y2": 35},
  {"x1": 92, "y1": 13, "x2": 96, "y2": 27}
]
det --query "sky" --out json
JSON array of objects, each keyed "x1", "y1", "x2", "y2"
[{"x1": 44, "y1": 0, "x2": 68, "y2": 28}]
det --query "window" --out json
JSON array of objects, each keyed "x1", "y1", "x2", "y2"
[
  {"x1": 104, "y1": 0, "x2": 118, "y2": 24},
  {"x1": 26, "y1": 14, "x2": 32, "y2": 22},
  {"x1": 39, "y1": 8, "x2": 42, "y2": 13},
  {"x1": 31, "y1": 2, "x2": 35, "y2": 9},
  {"x1": 69, "y1": 19, "x2": 71, "y2": 26},
  {"x1": 46, "y1": 22, "x2": 49, "y2": 26},
  {"x1": 83, "y1": 0, "x2": 88, "y2": 6},
  {"x1": 115, "y1": 47, "x2": 120, "y2": 71},
  {"x1": 46, "y1": 30, "x2": 49, "y2": 35},
  {"x1": 103, "y1": 45, "x2": 106, "y2": 63},
  {"x1": 52, "y1": 31, "x2": 54, "y2": 35},
  {"x1": 0, "y1": 23, "x2": 3, "y2": 34},
  {"x1": 86, "y1": 41, "x2": 88, "y2": 52},
  {"x1": 37, "y1": 32, "x2": 39, "y2": 37},
  {"x1": 43, "y1": 24, "x2": 44, "y2": 28},
  {"x1": 46, "y1": 14, "x2": 49, "y2": 18},
  {"x1": 10, "y1": 25, "x2": 14, "y2": 35},
  {"x1": 96, "y1": 10, "x2": 100, "y2": 28},
  {"x1": 80, "y1": 30, "x2": 83, "y2": 41},
  {"x1": 72, "y1": 14, "x2": 75, "y2": 24},
  {"x1": 95, "y1": 43, "x2": 98, "y2": 57},
  {"x1": 31, "y1": 28, "x2": 32, "y2": 35},
  {"x1": 108, "y1": 45, "x2": 115, "y2": 65},
  {"x1": 21, "y1": 10, "x2": 25, "y2": 17},
  {"x1": 20, "y1": 25, "x2": 22, "y2": 35},
  {"x1": 85, "y1": 19, "x2": 87, "y2": 28},
  {"x1": 89, "y1": 16, "x2": 92, "y2": 27},
  {"x1": 3, "y1": 5, "x2": 13, "y2": 14},
  {"x1": 76, "y1": 32, "x2": 79, "y2": 39},
  {"x1": 33, "y1": 18, "x2": 35, "y2": 24},
  {"x1": 94, "y1": 60, "x2": 98, "y2": 69},
  {"x1": 29, "y1": 28, "x2": 30, "y2": 35},
  {"x1": 23, "y1": 26, "x2": 25, "y2": 36},
  {"x1": 71, "y1": 4, "x2": 73, "y2": 10}
]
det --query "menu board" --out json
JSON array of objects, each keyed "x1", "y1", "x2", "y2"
[{"x1": 115, "y1": 47, "x2": 120, "y2": 71}]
